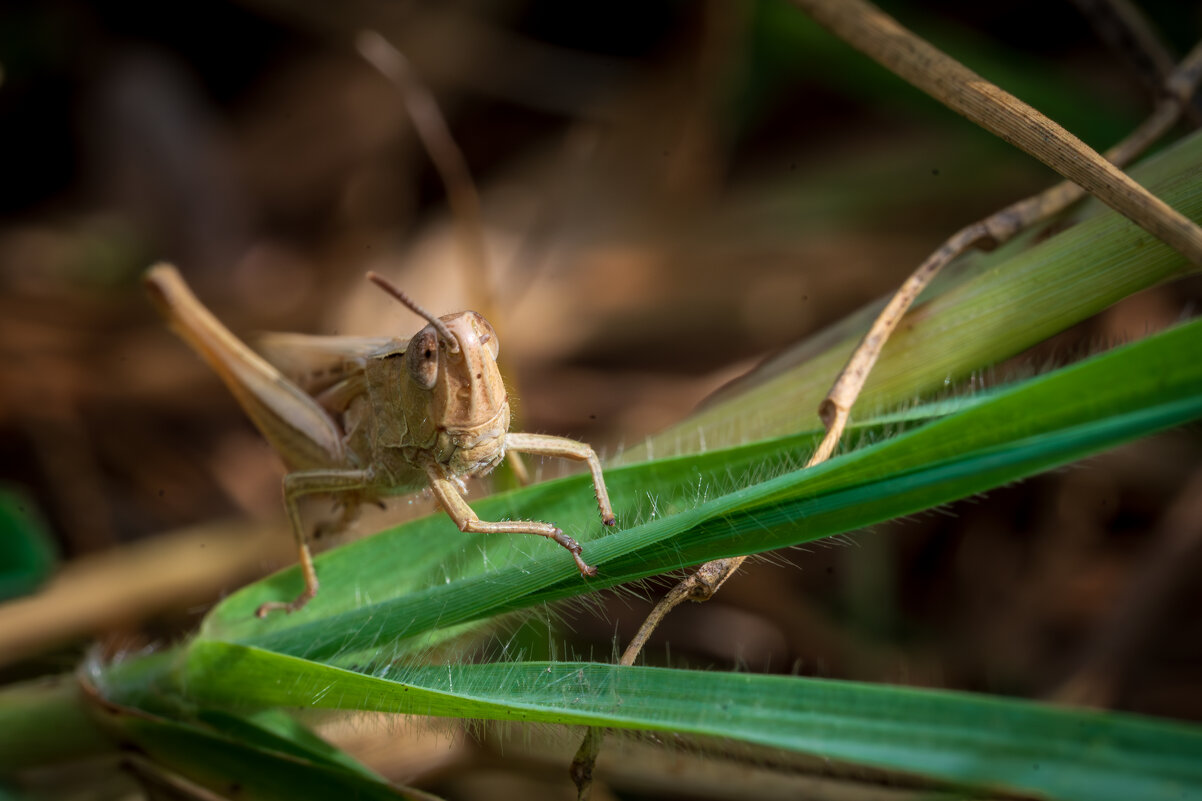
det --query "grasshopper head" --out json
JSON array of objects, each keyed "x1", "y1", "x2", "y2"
[
  {"x1": 412, "y1": 310, "x2": 505, "y2": 429},
  {"x1": 367, "y1": 273, "x2": 508, "y2": 446}
]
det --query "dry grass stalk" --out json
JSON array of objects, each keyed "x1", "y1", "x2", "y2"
[
  {"x1": 1068, "y1": 0, "x2": 1182, "y2": 108},
  {"x1": 355, "y1": 31, "x2": 534, "y2": 484}
]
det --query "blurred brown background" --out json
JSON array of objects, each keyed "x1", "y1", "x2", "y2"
[{"x1": 2, "y1": 0, "x2": 1202, "y2": 795}]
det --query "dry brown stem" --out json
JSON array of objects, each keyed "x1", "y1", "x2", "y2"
[
  {"x1": 609, "y1": 36, "x2": 1202, "y2": 687},
  {"x1": 0, "y1": 521, "x2": 282, "y2": 667},
  {"x1": 356, "y1": 31, "x2": 537, "y2": 484},
  {"x1": 355, "y1": 30, "x2": 495, "y2": 319},
  {"x1": 1068, "y1": 0, "x2": 1180, "y2": 107}
]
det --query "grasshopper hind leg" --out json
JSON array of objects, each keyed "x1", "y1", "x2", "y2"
[{"x1": 256, "y1": 468, "x2": 374, "y2": 618}]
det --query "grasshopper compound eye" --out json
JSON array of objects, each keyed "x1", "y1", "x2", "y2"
[{"x1": 406, "y1": 327, "x2": 440, "y2": 389}]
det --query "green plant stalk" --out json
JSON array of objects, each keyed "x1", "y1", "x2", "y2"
[{"x1": 629, "y1": 127, "x2": 1202, "y2": 460}]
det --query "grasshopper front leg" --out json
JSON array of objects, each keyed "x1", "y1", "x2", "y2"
[
  {"x1": 255, "y1": 467, "x2": 374, "y2": 618},
  {"x1": 422, "y1": 461, "x2": 598, "y2": 577},
  {"x1": 504, "y1": 432, "x2": 616, "y2": 527}
]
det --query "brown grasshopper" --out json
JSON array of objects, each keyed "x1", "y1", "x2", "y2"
[{"x1": 144, "y1": 263, "x2": 615, "y2": 617}]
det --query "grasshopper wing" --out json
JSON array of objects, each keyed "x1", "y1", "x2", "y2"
[{"x1": 255, "y1": 334, "x2": 402, "y2": 396}]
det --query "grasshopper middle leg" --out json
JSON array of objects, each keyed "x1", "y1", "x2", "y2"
[
  {"x1": 424, "y1": 464, "x2": 597, "y2": 577},
  {"x1": 504, "y1": 432, "x2": 616, "y2": 527},
  {"x1": 256, "y1": 467, "x2": 373, "y2": 618}
]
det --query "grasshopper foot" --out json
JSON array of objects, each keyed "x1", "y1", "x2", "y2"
[
  {"x1": 552, "y1": 530, "x2": 598, "y2": 577},
  {"x1": 255, "y1": 587, "x2": 316, "y2": 618}
]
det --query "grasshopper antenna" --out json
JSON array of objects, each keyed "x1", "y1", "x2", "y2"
[{"x1": 366, "y1": 272, "x2": 460, "y2": 352}]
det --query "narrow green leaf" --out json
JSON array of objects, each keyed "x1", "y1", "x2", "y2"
[{"x1": 178, "y1": 645, "x2": 1202, "y2": 801}]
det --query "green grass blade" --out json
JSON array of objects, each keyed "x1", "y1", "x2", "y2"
[
  {"x1": 194, "y1": 316, "x2": 1202, "y2": 663},
  {"x1": 176, "y1": 646, "x2": 1202, "y2": 801}
]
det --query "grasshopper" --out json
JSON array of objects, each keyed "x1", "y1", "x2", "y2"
[{"x1": 144, "y1": 263, "x2": 615, "y2": 617}]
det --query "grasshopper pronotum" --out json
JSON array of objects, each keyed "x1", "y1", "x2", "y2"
[{"x1": 145, "y1": 264, "x2": 615, "y2": 617}]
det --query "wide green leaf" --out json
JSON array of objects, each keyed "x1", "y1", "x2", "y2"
[{"x1": 170, "y1": 645, "x2": 1202, "y2": 801}]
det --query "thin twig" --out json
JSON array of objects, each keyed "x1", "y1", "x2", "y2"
[
  {"x1": 354, "y1": 30, "x2": 496, "y2": 320},
  {"x1": 355, "y1": 30, "x2": 535, "y2": 483},
  {"x1": 571, "y1": 16, "x2": 1202, "y2": 799}
]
